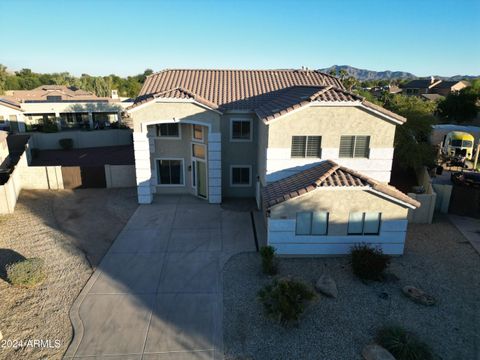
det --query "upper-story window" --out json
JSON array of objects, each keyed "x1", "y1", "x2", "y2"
[
  {"x1": 291, "y1": 136, "x2": 322, "y2": 158},
  {"x1": 231, "y1": 118, "x2": 252, "y2": 141},
  {"x1": 339, "y1": 136, "x2": 370, "y2": 158},
  {"x1": 46, "y1": 95, "x2": 62, "y2": 102},
  {"x1": 156, "y1": 123, "x2": 180, "y2": 138},
  {"x1": 192, "y1": 124, "x2": 204, "y2": 142}
]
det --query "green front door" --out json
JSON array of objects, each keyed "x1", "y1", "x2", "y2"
[{"x1": 196, "y1": 161, "x2": 207, "y2": 198}]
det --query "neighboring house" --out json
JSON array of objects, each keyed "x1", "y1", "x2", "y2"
[
  {"x1": 402, "y1": 77, "x2": 442, "y2": 95},
  {"x1": 421, "y1": 93, "x2": 445, "y2": 102},
  {"x1": 402, "y1": 77, "x2": 469, "y2": 96},
  {"x1": 126, "y1": 68, "x2": 419, "y2": 255},
  {"x1": 2, "y1": 85, "x2": 132, "y2": 132},
  {"x1": 0, "y1": 98, "x2": 25, "y2": 132},
  {"x1": 0, "y1": 130, "x2": 9, "y2": 169}
]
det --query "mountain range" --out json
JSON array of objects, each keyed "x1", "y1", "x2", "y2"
[{"x1": 318, "y1": 65, "x2": 478, "y2": 81}]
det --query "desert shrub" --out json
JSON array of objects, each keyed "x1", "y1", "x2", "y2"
[
  {"x1": 42, "y1": 120, "x2": 59, "y2": 133},
  {"x1": 59, "y1": 138, "x2": 74, "y2": 150},
  {"x1": 377, "y1": 326, "x2": 433, "y2": 360},
  {"x1": 6, "y1": 258, "x2": 46, "y2": 287},
  {"x1": 260, "y1": 245, "x2": 277, "y2": 275},
  {"x1": 258, "y1": 277, "x2": 316, "y2": 326},
  {"x1": 350, "y1": 244, "x2": 391, "y2": 281}
]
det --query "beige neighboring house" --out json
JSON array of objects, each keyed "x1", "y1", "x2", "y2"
[
  {"x1": 402, "y1": 77, "x2": 469, "y2": 97},
  {"x1": 2, "y1": 85, "x2": 132, "y2": 132},
  {"x1": 0, "y1": 130, "x2": 9, "y2": 169},
  {"x1": 126, "y1": 68, "x2": 420, "y2": 255},
  {"x1": 0, "y1": 98, "x2": 25, "y2": 132}
]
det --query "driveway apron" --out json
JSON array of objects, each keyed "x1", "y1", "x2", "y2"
[{"x1": 65, "y1": 195, "x2": 256, "y2": 359}]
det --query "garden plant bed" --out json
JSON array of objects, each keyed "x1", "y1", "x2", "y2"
[{"x1": 223, "y1": 216, "x2": 480, "y2": 359}]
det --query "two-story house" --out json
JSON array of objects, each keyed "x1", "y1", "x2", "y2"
[{"x1": 126, "y1": 69, "x2": 420, "y2": 255}]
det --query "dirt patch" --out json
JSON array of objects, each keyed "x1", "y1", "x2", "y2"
[{"x1": 0, "y1": 188, "x2": 138, "y2": 359}]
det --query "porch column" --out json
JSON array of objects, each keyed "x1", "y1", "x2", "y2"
[
  {"x1": 133, "y1": 131, "x2": 153, "y2": 204},
  {"x1": 88, "y1": 112, "x2": 94, "y2": 129},
  {"x1": 208, "y1": 132, "x2": 222, "y2": 204}
]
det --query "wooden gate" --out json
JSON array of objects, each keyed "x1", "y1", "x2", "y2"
[{"x1": 61, "y1": 166, "x2": 106, "y2": 189}]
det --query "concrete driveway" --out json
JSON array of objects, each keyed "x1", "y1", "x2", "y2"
[{"x1": 64, "y1": 195, "x2": 256, "y2": 359}]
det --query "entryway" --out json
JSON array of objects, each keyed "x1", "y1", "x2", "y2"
[{"x1": 192, "y1": 140, "x2": 208, "y2": 199}]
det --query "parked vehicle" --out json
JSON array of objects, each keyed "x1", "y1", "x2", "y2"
[
  {"x1": 451, "y1": 171, "x2": 480, "y2": 188},
  {"x1": 442, "y1": 131, "x2": 475, "y2": 160}
]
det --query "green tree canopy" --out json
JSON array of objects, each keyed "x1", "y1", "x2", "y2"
[{"x1": 437, "y1": 83, "x2": 479, "y2": 123}]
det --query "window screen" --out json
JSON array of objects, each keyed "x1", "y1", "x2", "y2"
[
  {"x1": 363, "y1": 212, "x2": 381, "y2": 235},
  {"x1": 339, "y1": 136, "x2": 370, "y2": 158},
  {"x1": 231, "y1": 120, "x2": 251, "y2": 140},
  {"x1": 296, "y1": 212, "x2": 312, "y2": 235},
  {"x1": 291, "y1": 136, "x2": 321, "y2": 158},
  {"x1": 157, "y1": 123, "x2": 179, "y2": 137},
  {"x1": 348, "y1": 212, "x2": 364, "y2": 234},
  {"x1": 311, "y1": 212, "x2": 328, "y2": 235},
  {"x1": 157, "y1": 159, "x2": 183, "y2": 185},
  {"x1": 231, "y1": 167, "x2": 250, "y2": 185}
]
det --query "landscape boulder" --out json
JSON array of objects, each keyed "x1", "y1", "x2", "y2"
[
  {"x1": 362, "y1": 344, "x2": 396, "y2": 360},
  {"x1": 402, "y1": 285, "x2": 436, "y2": 306},
  {"x1": 315, "y1": 274, "x2": 338, "y2": 298}
]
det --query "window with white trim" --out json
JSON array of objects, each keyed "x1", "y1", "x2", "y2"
[
  {"x1": 231, "y1": 166, "x2": 251, "y2": 186},
  {"x1": 291, "y1": 136, "x2": 322, "y2": 158},
  {"x1": 156, "y1": 159, "x2": 184, "y2": 185},
  {"x1": 348, "y1": 212, "x2": 381, "y2": 235},
  {"x1": 339, "y1": 136, "x2": 370, "y2": 158},
  {"x1": 231, "y1": 119, "x2": 251, "y2": 141},
  {"x1": 295, "y1": 212, "x2": 329, "y2": 235},
  {"x1": 156, "y1": 123, "x2": 180, "y2": 138}
]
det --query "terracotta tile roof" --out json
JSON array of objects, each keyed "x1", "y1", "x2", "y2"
[
  {"x1": 263, "y1": 160, "x2": 420, "y2": 210},
  {"x1": 4, "y1": 85, "x2": 112, "y2": 103},
  {"x1": 134, "y1": 69, "x2": 344, "y2": 111},
  {"x1": 130, "y1": 69, "x2": 406, "y2": 123},
  {"x1": 129, "y1": 87, "x2": 220, "y2": 111}
]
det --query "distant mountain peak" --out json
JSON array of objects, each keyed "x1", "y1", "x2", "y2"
[{"x1": 319, "y1": 65, "x2": 478, "y2": 81}]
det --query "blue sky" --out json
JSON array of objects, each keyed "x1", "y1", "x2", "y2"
[{"x1": 1, "y1": 0, "x2": 479, "y2": 77}]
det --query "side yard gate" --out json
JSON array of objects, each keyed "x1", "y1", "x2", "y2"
[{"x1": 61, "y1": 166, "x2": 107, "y2": 189}]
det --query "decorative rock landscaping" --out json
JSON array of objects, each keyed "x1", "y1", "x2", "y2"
[
  {"x1": 315, "y1": 274, "x2": 338, "y2": 298},
  {"x1": 362, "y1": 344, "x2": 396, "y2": 360},
  {"x1": 402, "y1": 285, "x2": 436, "y2": 306}
]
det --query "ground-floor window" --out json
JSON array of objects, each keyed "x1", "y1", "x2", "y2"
[
  {"x1": 230, "y1": 165, "x2": 251, "y2": 186},
  {"x1": 156, "y1": 159, "x2": 184, "y2": 185},
  {"x1": 295, "y1": 212, "x2": 329, "y2": 235},
  {"x1": 348, "y1": 212, "x2": 381, "y2": 235}
]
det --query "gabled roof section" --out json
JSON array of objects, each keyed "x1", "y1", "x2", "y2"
[
  {"x1": 256, "y1": 86, "x2": 406, "y2": 123},
  {"x1": 137, "y1": 69, "x2": 344, "y2": 111},
  {"x1": 127, "y1": 86, "x2": 221, "y2": 112},
  {"x1": 262, "y1": 160, "x2": 420, "y2": 210}
]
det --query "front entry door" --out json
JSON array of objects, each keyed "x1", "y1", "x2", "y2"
[{"x1": 196, "y1": 161, "x2": 207, "y2": 198}]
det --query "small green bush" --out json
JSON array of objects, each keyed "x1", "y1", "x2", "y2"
[
  {"x1": 42, "y1": 120, "x2": 59, "y2": 133},
  {"x1": 377, "y1": 326, "x2": 433, "y2": 360},
  {"x1": 59, "y1": 138, "x2": 74, "y2": 150},
  {"x1": 350, "y1": 244, "x2": 391, "y2": 281},
  {"x1": 6, "y1": 258, "x2": 46, "y2": 287},
  {"x1": 260, "y1": 245, "x2": 277, "y2": 275},
  {"x1": 258, "y1": 277, "x2": 316, "y2": 326}
]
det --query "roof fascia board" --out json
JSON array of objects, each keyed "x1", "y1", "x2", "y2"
[{"x1": 367, "y1": 188, "x2": 417, "y2": 209}]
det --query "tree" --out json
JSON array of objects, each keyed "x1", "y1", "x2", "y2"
[
  {"x1": 384, "y1": 94, "x2": 437, "y2": 169},
  {"x1": 0, "y1": 64, "x2": 7, "y2": 94},
  {"x1": 437, "y1": 83, "x2": 479, "y2": 122}
]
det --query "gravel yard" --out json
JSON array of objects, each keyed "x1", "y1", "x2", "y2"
[
  {"x1": 0, "y1": 188, "x2": 137, "y2": 360},
  {"x1": 223, "y1": 216, "x2": 480, "y2": 360}
]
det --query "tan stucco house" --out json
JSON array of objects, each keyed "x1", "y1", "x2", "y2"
[{"x1": 126, "y1": 68, "x2": 420, "y2": 255}]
